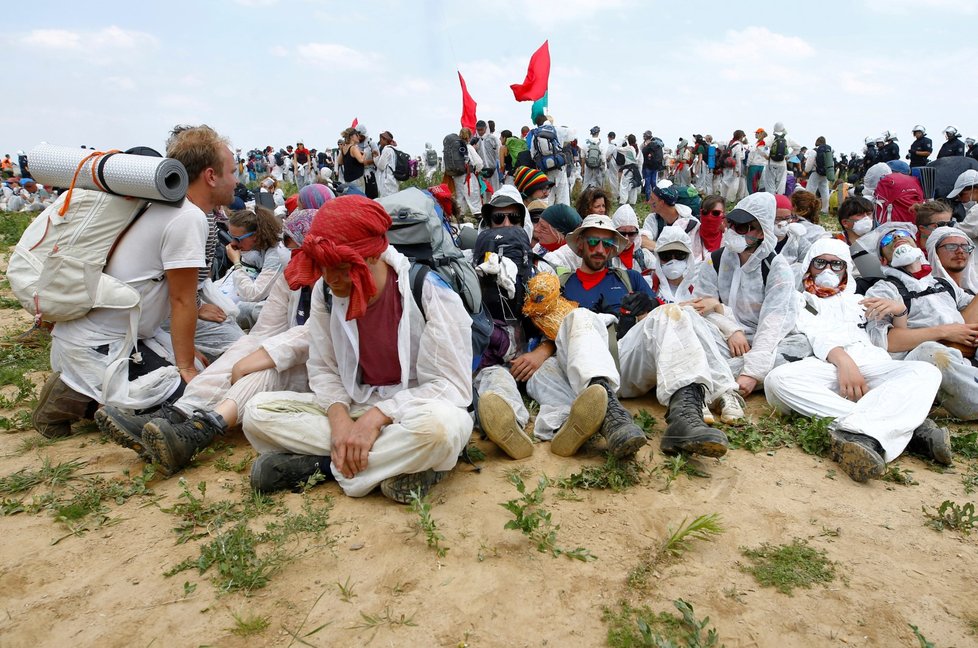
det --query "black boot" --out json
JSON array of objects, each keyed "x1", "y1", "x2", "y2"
[
  {"x1": 32, "y1": 372, "x2": 93, "y2": 439},
  {"x1": 661, "y1": 384, "x2": 729, "y2": 457},
  {"x1": 829, "y1": 429, "x2": 886, "y2": 482},
  {"x1": 250, "y1": 453, "x2": 332, "y2": 493},
  {"x1": 95, "y1": 403, "x2": 187, "y2": 460},
  {"x1": 590, "y1": 378, "x2": 647, "y2": 459},
  {"x1": 380, "y1": 469, "x2": 449, "y2": 503},
  {"x1": 142, "y1": 410, "x2": 228, "y2": 476},
  {"x1": 906, "y1": 418, "x2": 953, "y2": 466}
]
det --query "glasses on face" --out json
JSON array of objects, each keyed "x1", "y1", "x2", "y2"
[
  {"x1": 230, "y1": 231, "x2": 256, "y2": 244},
  {"x1": 938, "y1": 242, "x2": 975, "y2": 254},
  {"x1": 879, "y1": 229, "x2": 913, "y2": 249},
  {"x1": 705, "y1": 209, "x2": 724, "y2": 217},
  {"x1": 811, "y1": 257, "x2": 846, "y2": 272},
  {"x1": 585, "y1": 237, "x2": 618, "y2": 250},
  {"x1": 491, "y1": 211, "x2": 520, "y2": 226},
  {"x1": 658, "y1": 250, "x2": 689, "y2": 263},
  {"x1": 726, "y1": 220, "x2": 758, "y2": 235},
  {"x1": 529, "y1": 211, "x2": 543, "y2": 224},
  {"x1": 617, "y1": 229, "x2": 640, "y2": 238},
  {"x1": 921, "y1": 220, "x2": 954, "y2": 230}
]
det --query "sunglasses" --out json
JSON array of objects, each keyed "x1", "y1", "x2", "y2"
[
  {"x1": 811, "y1": 258, "x2": 846, "y2": 272},
  {"x1": 879, "y1": 230, "x2": 913, "y2": 249},
  {"x1": 529, "y1": 211, "x2": 544, "y2": 224},
  {"x1": 704, "y1": 209, "x2": 723, "y2": 217},
  {"x1": 938, "y1": 242, "x2": 975, "y2": 254},
  {"x1": 585, "y1": 237, "x2": 618, "y2": 250},
  {"x1": 658, "y1": 250, "x2": 689, "y2": 263},
  {"x1": 921, "y1": 220, "x2": 954, "y2": 230},
  {"x1": 726, "y1": 220, "x2": 757, "y2": 235},
  {"x1": 617, "y1": 229, "x2": 640, "y2": 238},
  {"x1": 490, "y1": 211, "x2": 521, "y2": 226},
  {"x1": 230, "y1": 231, "x2": 256, "y2": 244}
]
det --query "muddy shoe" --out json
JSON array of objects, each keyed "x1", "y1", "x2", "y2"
[
  {"x1": 829, "y1": 429, "x2": 886, "y2": 482},
  {"x1": 143, "y1": 410, "x2": 227, "y2": 476},
  {"x1": 591, "y1": 378, "x2": 647, "y2": 459},
  {"x1": 661, "y1": 383, "x2": 729, "y2": 457},
  {"x1": 907, "y1": 419, "x2": 952, "y2": 466},
  {"x1": 715, "y1": 391, "x2": 746, "y2": 425},
  {"x1": 251, "y1": 453, "x2": 331, "y2": 493},
  {"x1": 478, "y1": 393, "x2": 533, "y2": 459},
  {"x1": 550, "y1": 384, "x2": 608, "y2": 457},
  {"x1": 380, "y1": 469, "x2": 448, "y2": 503},
  {"x1": 95, "y1": 404, "x2": 187, "y2": 461},
  {"x1": 702, "y1": 405, "x2": 716, "y2": 425}
]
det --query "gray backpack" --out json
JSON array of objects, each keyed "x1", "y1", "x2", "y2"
[{"x1": 442, "y1": 134, "x2": 468, "y2": 176}]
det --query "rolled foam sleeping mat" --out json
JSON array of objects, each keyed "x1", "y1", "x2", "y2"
[{"x1": 27, "y1": 143, "x2": 188, "y2": 202}]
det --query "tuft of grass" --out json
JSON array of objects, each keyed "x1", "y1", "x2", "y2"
[
  {"x1": 13, "y1": 433, "x2": 56, "y2": 454},
  {"x1": 909, "y1": 624, "x2": 935, "y2": 648},
  {"x1": 0, "y1": 457, "x2": 87, "y2": 495},
  {"x1": 604, "y1": 599, "x2": 723, "y2": 648},
  {"x1": 165, "y1": 522, "x2": 286, "y2": 593},
  {"x1": 214, "y1": 451, "x2": 255, "y2": 473},
  {"x1": 952, "y1": 430, "x2": 978, "y2": 459},
  {"x1": 556, "y1": 453, "x2": 646, "y2": 492},
  {"x1": 659, "y1": 455, "x2": 710, "y2": 491},
  {"x1": 0, "y1": 410, "x2": 35, "y2": 433},
  {"x1": 794, "y1": 417, "x2": 833, "y2": 456},
  {"x1": 740, "y1": 538, "x2": 836, "y2": 595},
  {"x1": 500, "y1": 474, "x2": 595, "y2": 561},
  {"x1": 881, "y1": 464, "x2": 917, "y2": 486},
  {"x1": 719, "y1": 414, "x2": 833, "y2": 456},
  {"x1": 336, "y1": 576, "x2": 357, "y2": 603},
  {"x1": 409, "y1": 489, "x2": 448, "y2": 558},
  {"x1": 229, "y1": 611, "x2": 270, "y2": 637},
  {"x1": 350, "y1": 605, "x2": 417, "y2": 642},
  {"x1": 628, "y1": 514, "x2": 723, "y2": 590},
  {"x1": 963, "y1": 464, "x2": 978, "y2": 495},
  {"x1": 0, "y1": 340, "x2": 49, "y2": 408},
  {"x1": 923, "y1": 499, "x2": 976, "y2": 535},
  {"x1": 634, "y1": 409, "x2": 657, "y2": 438}
]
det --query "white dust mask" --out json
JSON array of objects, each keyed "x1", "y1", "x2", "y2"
[
  {"x1": 722, "y1": 229, "x2": 747, "y2": 253},
  {"x1": 852, "y1": 218, "x2": 873, "y2": 236},
  {"x1": 662, "y1": 259, "x2": 688, "y2": 280},
  {"x1": 814, "y1": 269, "x2": 841, "y2": 289},
  {"x1": 890, "y1": 244, "x2": 923, "y2": 268},
  {"x1": 774, "y1": 222, "x2": 789, "y2": 238}
]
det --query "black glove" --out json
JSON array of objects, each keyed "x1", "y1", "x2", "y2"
[{"x1": 617, "y1": 292, "x2": 657, "y2": 339}]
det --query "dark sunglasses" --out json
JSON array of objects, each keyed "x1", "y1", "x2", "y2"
[
  {"x1": 922, "y1": 220, "x2": 954, "y2": 230},
  {"x1": 811, "y1": 258, "x2": 846, "y2": 272},
  {"x1": 490, "y1": 211, "x2": 521, "y2": 226},
  {"x1": 617, "y1": 229, "x2": 640, "y2": 238},
  {"x1": 529, "y1": 210, "x2": 544, "y2": 224},
  {"x1": 585, "y1": 237, "x2": 617, "y2": 249},
  {"x1": 726, "y1": 220, "x2": 756, "y2": 235},
  {"x1": 704, "y1": 209, "x2": 723, "y2": 217},
  {"x1": 658, "y1": 250, "x2": 689, "y2": 263},
  {"x1": 230, "y1": 231, "x2": 255, "y2": 244}
]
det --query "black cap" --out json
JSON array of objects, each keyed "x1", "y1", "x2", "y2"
[{"x1": 725, "y1": 207, "x2": 758, "y2": 224}]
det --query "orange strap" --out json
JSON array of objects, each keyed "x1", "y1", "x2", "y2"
[{"x1": 58, "y1": 149, "x2": 121, "y2": 217}]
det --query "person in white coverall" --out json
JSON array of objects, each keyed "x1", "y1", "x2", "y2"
[
  {"x1": 374, "y1": 131, "x2": 401, "y2": 198},
  {"x1": 764, "y1": 238, "x2": 948, "y2": 483},
  {"x1": 863, "y1": 223, "x2": 978, "y2": 421},
  {"x1": 453, "y1": 127, "x2": 485, "y2": 218},
  {"x1": 582, "y1": 127, "x2": 606, "y2": 190},
  {"x1": 242, "y1": 196, "x2": 473, "y2": 502},
  {"x1": 926, "y1": 225, "x2": 978, "y2": 295},
  {"x1": 804, "y1": 137, "x2": 832, "y2": 215},
  {"x1": 761, "y1": 121, "x2": 800, "y2": 195}
]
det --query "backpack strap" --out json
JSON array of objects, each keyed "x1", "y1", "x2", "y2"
[
  {"x1": 655, "y1": 214, "x2": 666, "y2": 239},
  {"x1": 408, "y1": 263, "x2": 429, "y2": 317},
  {"x1": 883, "y1": 275, "x2": 954, "y2": 314},
  {"x1": 760, "y1": 251, "x2": 776, "y2": 287},
  {"x1": 710, "y1": 247, "x2": 723, "y2": 269}
]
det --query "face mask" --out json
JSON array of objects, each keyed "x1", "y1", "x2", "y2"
[
  {"x1": 722, "y1": 229, "x2": 747, "y2": 253},
  {"x1": 814, "y1": 269, "x2": 841, "y2": 289},
  {"x1": 787, "y1": 222, "x2": 807, "y2": 237},
  {"x1": 774, "y1": 222, "x2": 789, "y2": 238},
  {"x1": 890, "y1": 244, "x2": 923, "y2": 268},
  {"x1": 852, "y1": 218, "x2": 873, "y2": 236},
  {"x1": 964, "y1": 200, "x2": 977, "y2": 211},
  {"x1": 662, "y1": 259, "x2": 688, "y2": 280}
]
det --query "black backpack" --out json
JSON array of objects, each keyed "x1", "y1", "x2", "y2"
[
  {"x1": 274, "y1": 151, "x2": 284, "y2": 166},
  {"x1": 769, "y1": 134, "x2": 788, "y2": 163},
  {"x1": 883, "y1": 276, "x2": 956, "y2": 314},
  {"x1": 392, "y1": 148, "x2": 411, "y2": 181},
  {"x1": 711, "y1": 248, "x2": 777, "y2": 290},
  {"x1": 473, "y1": 226, "x2": 533, "y2": 322}
]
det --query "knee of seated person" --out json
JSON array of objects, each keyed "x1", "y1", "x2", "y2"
[{"x1": 402, "y1": 404, "x2": 471, "y2": 446}]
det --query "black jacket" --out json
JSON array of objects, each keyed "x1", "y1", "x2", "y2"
[
  {"x1": 938, "y1": 137, "x2": 965, "y2": 159},
  {"x1": 879, "y1": 141, "x2": 900, "y2": 163},
  {"x1": 908, "y1": 136, "x2": 933, "y2": 168}
]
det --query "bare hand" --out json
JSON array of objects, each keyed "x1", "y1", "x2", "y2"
[
  {"x1": 835, "y1": 355, "x2": 868, "y2": 402},
  {"x1": 198, "y1": 303, "x2": 226, "y2": 323},
  {"x1": 859, "y1": 297, "x2": 906, "y2": 320},
  {"x1": 736, "y1": 374, "x2": 757, "y2": 397},
  {"x1": 230, "y1": 348, "x2": 274, "y2": 385},
  {"x1": 330, "y1": 407, "x2": 387, "y2": 479},
  {"x1": 939, "y1": 323, "x2": 978, "y2": 346},
  {"x1": 689, "y1": 297, "x2": 720, "y2": 316},
  {"x1": 194, "y1": 349, "x2": 210, "y2": 368},
  {"x1": 225, "y1": 244, "x2": 241, "y2": 265},
  {"x1": 510, "y1": 346, "x2": 551, "y2": 382},
  {"x1": 727, "y1": 331, "x2": 751, "y2": 357}
]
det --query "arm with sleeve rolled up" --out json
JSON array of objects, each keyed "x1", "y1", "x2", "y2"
[
  {"x1": 372, "y1": 277, "x2": 473, "y2": 422},
  {"x1": 741, "y1": 264, "x2": 799, "y2": 380}
]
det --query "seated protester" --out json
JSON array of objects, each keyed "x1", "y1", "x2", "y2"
[
  {"x1": 259, "y1": 176, "x2": 286, "y2": 208},
  {"x1": 697, "y1": 195, "x2": 726, "y2": 253},
  {"x1": 240, "y1": 196, "x2": 474, "y2": 501},
  {"x1": 691, "y1": 193, "x2": 804, "y2": 397},
  {"x1": 17, "y1": 178, "x2": 48, "y2": 212},
  {"x1": 926, "y1": 226, "x2": 978, "y2": 297},
  {"x1": 861, "y1": 162, "x2": 891, "y2": 198},
  {"x1": 913, "y1": 200, "x2": 955, "y2": 250},
  {"x1": 282, "y1": 184, "x2": 334, "y2": 250},
  {"x1": 33, "y1": 125, "x2": 233, "y2": 438},
  {"x1": 610, "y1": 204, "x2": 656, "y2": 282},
  {"x1": 575, "y1": 186, "x2": 610, "y2": 220},
  {"x1": 764, "y1": 239, "x2": 948, "y2": 483},
  {"x1": 97, "y1": 275, "x2": 312, "y2": 475},
  {"x1": 863, "y1": 223, "x2": 978, "y2": 420},
  {"x1": 514, "y1": 165, "x2": 554, "y2": 204},
  {"x1": 224, "y1": 207, "x2": 292, "y2": 329},
  {"x1": 946, "y1": 169, "x2": 977, "y2": 223},
  {"x1": 534, "y1": 203, "x2": 581, "y2": 268},
  {"x1": 639, "y1": 182, "x2": 696, "y2": 250},
  {"x1": 786, "y1": 189, "x2": 829, "y2": 259},
  {"x1": 837, "y1": 195, "x2": 876, "y2": 246}
]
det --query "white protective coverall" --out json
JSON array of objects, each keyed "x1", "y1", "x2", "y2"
[
  {"x1": 617, "y1": 146, "x2": 642, "y2": 206},
  {"x1": 178, "y1": 276, "x2": 310, "y2": 417},
  {"x1": 581, "y1": 137, "x2": 606, "y2": 190},
  {"x1": 863, "y1": 224, "x2": 978, "y2": 420},
  {"x1": 926, "y1": 225, "x2": 978, "y2": 295},
  {"x1": 861, "y1": 162, "x2": 892, "y2": 198},
  {"x1": 764, "y1": 239, "x2": 941, "y2": 461},
  {"x1": 610, "y1": 204, "x2": 656, "y2": 283},
  {"x1": 721, "y1": 141, "x2": 746, "y2": 204},
  {"x1": 226, "y1": 243, "x2": 292, "y2": 329},
  {"x1": 375, "y1": 145, "x2": 400, "y2": 198},
  {"x1": 692, "y1": 192, "x2": 805, "y2": 382},
  {"x1": 242, "y1": 246, "x2": 474, "y2": 497},
  {"x1": 761, "y1": 124, "x2": 800, "y2": 195},
  {"x1": 453, "y1": 143, "x2": 484, "y2": 217},
  {"x1": 804, "y1": 148, "x2": 831, "y2": 214}
]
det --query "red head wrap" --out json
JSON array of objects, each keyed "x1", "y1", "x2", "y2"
[{"x1": 284, "y1": 195, "x2": 392, "y2": 320}]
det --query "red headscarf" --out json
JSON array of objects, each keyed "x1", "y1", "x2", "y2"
[{"x1": 285, "y1": 195, "x2": 392, "y2": 320}]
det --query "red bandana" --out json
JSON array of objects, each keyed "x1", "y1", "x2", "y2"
[{"x1": 618, "y1": 244, "x2": 635, "y2": 270}]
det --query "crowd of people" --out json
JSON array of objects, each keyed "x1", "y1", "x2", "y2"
[{"x1": 13, "y1": 115, "x2": 978, "y2": 504}]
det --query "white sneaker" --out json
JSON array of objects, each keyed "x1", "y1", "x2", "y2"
[
  {"x1": 715, "y1": 391, "x2": 746, "y2": 425},
  {"x1": 702, "y1": 404, "x2": 715, "y2": 425}
]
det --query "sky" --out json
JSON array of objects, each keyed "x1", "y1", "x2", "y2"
[{"x1": 5, "y1": 0, "x2": 977, "y2": 163}]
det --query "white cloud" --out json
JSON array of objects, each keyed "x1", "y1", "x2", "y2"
[
  {"x1": 268, "y1": 45, "x2": 289, "y2": 57},
  {"x1": 700, "y1": 26, "x2": 814, "y2": 62},
  {"x1": 22, "y1": 29, "x2": 80, "y2": 50},
  {"x1": 296, "y1": 43, "x2": 381, "y2": 70},
  {"x1": 22, "y1": 26, "x2": 157, "y2": 52},
  {"x1": 511, "y1": 0, "x2": 634, "y2": 27}
]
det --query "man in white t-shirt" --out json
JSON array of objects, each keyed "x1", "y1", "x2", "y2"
[{"x1": 34, "y1": 125, "x2": 236, "y2": 440}]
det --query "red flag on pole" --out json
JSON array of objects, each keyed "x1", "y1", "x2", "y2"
[
  {"x1": 458, "y1": 71, "x2": 477, "y2": 132},
  {"x1": 510, "y1": 41, "x2": 550, "y2": 102},
  {"x1": 351, "y1": 117, "x2": 358, "y2": 128}
]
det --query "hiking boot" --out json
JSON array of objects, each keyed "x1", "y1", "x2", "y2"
[
  {"x1": 591, "y1": 378, "x2": 648, "y2": 459},
  {"x1": 550, "y1": 384, "x2": 608, "y2": 457},
  {"x1": 661, "y1": 383, "x2": 729, "y2": 457},
  {"x1": 828, "y1": 429, "x2": 886, "y2": 482},
  {"x1": 142, "y1": 410, "x2": 228, "y2": 476},
  {"x1": 250, "y1": 453, "x2": 331, "y2": 494},
  {"x1": 907, "y1": 418, "x2": 953, "y2": 466},
  {"x1": 380, "y1": 469, "x2": 449, "y2": 503},
  {"x1": 95, "y1": 403, "x2": 187, "y2": 461},
  {"x1": 32, "y1": 372, "x2": 92, "y2": 439},
  {"x1": 714, "y1": 391, "x2": 746, "y2": 425},
  {"x1": 478, "y1": 393, "x2": 533, "y2": 459},
  {"x1": 702, "y1": 405, "x2": 716, "y2": 425}
]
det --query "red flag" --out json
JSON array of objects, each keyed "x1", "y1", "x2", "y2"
[
  {"x1": 458, "y1": 71, "x2": 477, "y2": 132},
  {"x1": 351, "y1": 117, "x2": 358, "y2": 128},
  {"x1": 510, "y1": 41, "x2": 550, "y2": 102}
]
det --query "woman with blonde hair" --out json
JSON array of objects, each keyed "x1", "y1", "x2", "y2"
[{"x1": 338, "y1": 127, "x2": 368, "y2": 191}]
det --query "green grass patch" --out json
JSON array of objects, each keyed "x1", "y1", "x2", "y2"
[
  {"x1": 952, "y1": 430, "x2": 978, "y2": 460},
  {"x1": 500, "y1": 474, "x2": 595, "y2": 561},
  {"x1": 0, "y1": 211, "x2": 32, "y2": 248},
  {"x1": 1, "y1": 410, "x2": 37, "y2": 434},
  {"x1": 880, "y1": 464, "x2": 917, "y2": 486},
  {"x1": 740, "y1": 538, "x2": 836, "y2": 595},
  {"x1": 604, "y1": 599, "x2": 723, "y2": 648},
  {"x1": 229, "y1": 610, "x2": 270, "y2": 637},
  {"x1": 963, "y1": 464, "x2": 978, "y2": 495},
  {"x1": 165, "y1": 522, "x2": 286, "y2": 593},
  {"x1": 634, "y1": 409, "x2": 656, "y2": 438},
  {"x1": 719, "y1": 415, "x2": 833, "y2": 456},
  {"x1": 0, "y1": 457, "x2": 86, "y2": 495},
  {"x1": 0, "y1": 338, "x2": 49, "y2": 408},
  {"x1": 556, "y1": 453, "x2": 647, "y2": 492}
]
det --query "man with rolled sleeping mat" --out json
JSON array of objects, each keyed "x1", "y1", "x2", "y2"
[{"x1": 34, "y1": 125, "x2": 237, "y2": 438}]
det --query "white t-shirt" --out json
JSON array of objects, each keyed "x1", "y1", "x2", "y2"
[{"x1": 53, "y1": 200, "x2": 208, "y2": 346}]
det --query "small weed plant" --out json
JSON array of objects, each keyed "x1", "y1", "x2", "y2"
[
  {"x1": 923, "y1": 499, "x2": 977, "y2": 535},
  {"x1": 556, "y1": 453, "x2": 646, "y2": 492},
  {"x1": 659, "y1": 455, "x2": 710, "y2": 491},
  {"x1": 628, "y1": 514, "x2": 723, "y2": 590},
  {"x1": 604, "y1": 599, "x2": 724, "y2": 648},
  {"x1": 963, "y1": 464, "x2": 978, "y2": 495},
  {"x1": 952, "y1": 430, "x2": 978, "y2": 459},
  {"x1": 409, "y1": 489, "x2": 448, "y2": 558},
  {"x1": 500, "y1": 474, "x2": 595, "y2": 561},
  {"x1": 720, "y1": 414, "x2": 833, "y2": 456},
  {"x1": 634, "y1": 409, "x2": 656, "y2": 438},
  {"x1": 740, "y1": 538, "x2": 836, "y2": 595},
  {"x1": 229, "y1": 611, "x2": 271, "y2": 637},
  {"x1": 881, "y1": 465, "x2": 917, "y2": 486},
  {"x1": 909, "y1": 624, "x2": 935, "y2": 648}
]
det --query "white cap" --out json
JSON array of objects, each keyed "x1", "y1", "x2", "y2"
[{"x1": 948, "y1": 169, "x2": 978, "y2": 199}]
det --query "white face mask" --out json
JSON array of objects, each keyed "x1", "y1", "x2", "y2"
[
  {"x1": 662, "y1": 259, "x2": 688, "y2": 280},
  {"x1": 787, "y1": 222, "x2": 807, "y2": 237},
  {"x1": 774, "y1": 222, "x2": 789, "y2": 238},
  {"x1": 814, "y1": 269, "x2": 841, "y2": 289},
  {"x1": 722, "y1": 229, "x2": 748, "y2": 253},
  {"x1": 890, "y1": 244, "x2": 923, "y2": 268},
  {"x1": 851, "y1": 217, "x2": 873, "y2": 236},
  {"x1": 964, "y1": 200, "x2": 977, "y2": 211}
]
